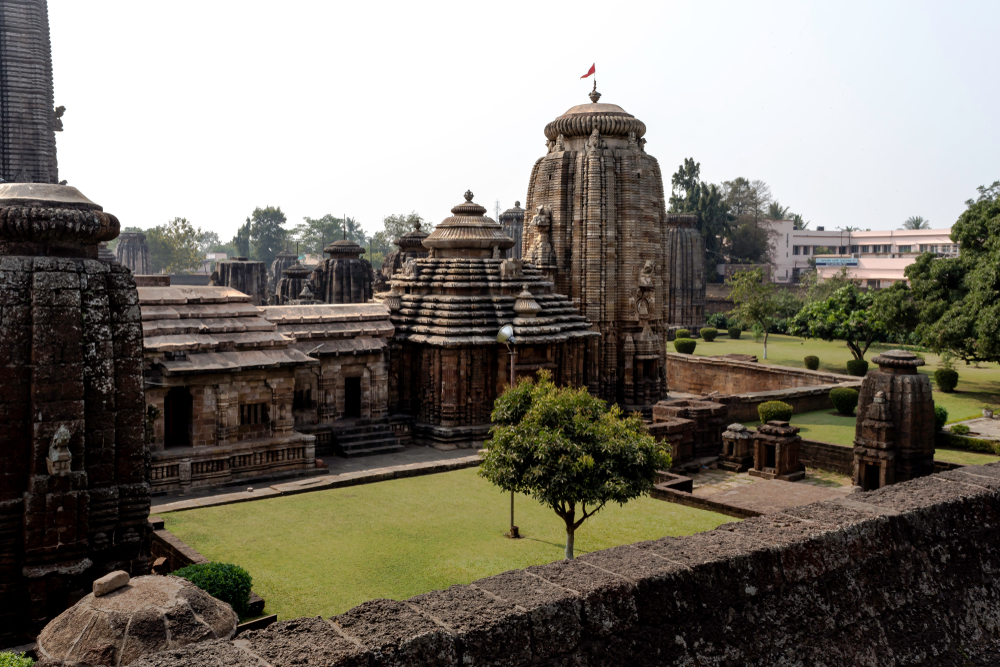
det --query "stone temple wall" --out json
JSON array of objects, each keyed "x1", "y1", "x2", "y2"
[
  {"x1": 128, "y1": 463, "x2": 1000, "y2": 666},
  {"x1": 667, "y1": 352, "x2": 854, "y2": 395}
]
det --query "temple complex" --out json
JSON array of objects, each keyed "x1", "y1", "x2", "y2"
[
  {"x1": 311, "y1": 236, "x2": 374, "y2": 304},
  {"x1": 522, "y1": 87, "x2": 705, "y2": 407},
  {"x1": 499, "y1": 201, "x2": 525, "y2": 260},
  {"x1": 273, "y1": 260, "x2": 312, "y2": 305},
  {"x1": 853, "y1": 349, "x2": 936, "y2": 488},
  {"x1": 387, "y1": 191, "x2": 598, "y2": 449},
  {"x1": 378, "y1": 219, "x2": 429, "y2": 288},
  {"x1": 114, "y1": 231, "x2": 151, "y2": 275},
  {"x1": 0, "y1": 182, "x2": 151, "y2": 644},
  {"x1": 0, "y1": 0, "x2": 59, "y2": 184}
]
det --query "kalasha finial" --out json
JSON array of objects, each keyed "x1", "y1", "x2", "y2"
[
  {"x1": 414, "y1": 219, "x2": 421, "y2": 232},
  {"x1": 464, "y1": 190, "x2": 474, "y2": 202},
  {"x1": 589, "y1": 79, "x2": 601, "y2": 104}
]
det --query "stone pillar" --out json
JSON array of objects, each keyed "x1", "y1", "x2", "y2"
[
  {"x1": 0, "y1": 183, "x2": 150, "y2": 644},
  {"x1": 856, "y1": 350, "x2": 935, "y2": 484}
]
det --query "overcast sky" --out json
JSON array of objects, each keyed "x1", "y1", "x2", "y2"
[{"x1": 49, "y1": 0, "x2": 998, "y2": 241}]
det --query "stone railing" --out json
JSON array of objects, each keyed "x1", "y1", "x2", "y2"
[
  {"x1": 149, "y1": 435, "x2": 315, "y2": 493},
  {"x1": 132, "y1": 463, "x2": 1000, "y2": 666}
]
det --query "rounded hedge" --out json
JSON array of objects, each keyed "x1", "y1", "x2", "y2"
[
  {"x1": 934, "y1": 368, "x2": 959, "y2": 393},
  {"x1": 675, "y1": 328, "x2": 691, "y2": 340},
  {"x1": 728, "y1": 327, "x2": 742, "y2": 340},
  {"x1": 173, "y1": 562, "x2": 253, "y2": 617},
  {"x1": 846, "y1": 359, "x2": 869, "y2": 377},
  {"x1": 700, "y1": 327, "x2": 718, "y2": 342},
  {"x1": 951, "y1": 424, "x2": 971, "y2": 436},
  {"x1": 934, "y1": 405, "x2": 949, "y2": 432},
  {"x1": 830, "y1": 387, "x2": 859, "y2": 416},
  {"x1": 804, "y1": 355, "x2": 820, "y2": 371},
  {"x1": 758, "y1": 400, "x2": 793, "y2": 424},
  {"x1": 673, "y1": 338, "x2": 697, "y2": 354}
]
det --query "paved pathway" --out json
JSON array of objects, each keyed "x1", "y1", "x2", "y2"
[
  {"x1": 150, "y1": 447, "x2": 480, "y2": 515},
  {"x1": 948, "y1": 417, "x2": 1000, "y2": 440},
  {"x1": 687, "y1": 466, "x2": 853, "y2": 514}
]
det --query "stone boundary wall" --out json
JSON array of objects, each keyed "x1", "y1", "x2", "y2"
[
  {"x1": 127, "y1": 463, "x2": 1000, "y2": 666},
  {"x1": 668, "y1": 352, "x2": 856, "y2": 395},
  {"x1": 800, "y1": 438, "x2": 855, "y2": 475}
]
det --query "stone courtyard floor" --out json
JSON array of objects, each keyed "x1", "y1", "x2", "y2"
[
  {"x1": 688, "y1": 466, "x2": 854, "y2": 514},
  {"x1": 947, "y1": 417, "x2": 1000, "y2": 440}
]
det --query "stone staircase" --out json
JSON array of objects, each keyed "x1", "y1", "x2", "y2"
[{"x1": 331, "y1": 419, "x2": 404, "y2": 458}]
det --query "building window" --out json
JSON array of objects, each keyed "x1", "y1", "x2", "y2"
[
  {"x1": 898, "y1": 245, "x2": 911, "y2": 253},
  {"x1": 793, "y1": 245, "x2": 800, "y2": 255},
  {"x1": 293, "y1": 389, "x2": 314, "y2": 410},
  {"x1": 239, "y1": 402, "x2": 270, "y2": 426},
  {"x1": 860, "y1": 245, "x2": 871, "y2": 253},
  {"x1": 850, "y1": 245, "x2": 859, "y2": 254},
  {"x1": 803, "y1": 246, "x2": 810, "y2": 255},
  {"x1": 838, "y1": 246, "x2": 847, "y2": 254}
]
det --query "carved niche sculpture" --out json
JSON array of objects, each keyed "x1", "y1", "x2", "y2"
[
  {"x1": 527, "y1": 205, "x2": 555, "y2": 275},
  {"x1": 46, "y1": 425, "x2": 72, "y2": 476}
]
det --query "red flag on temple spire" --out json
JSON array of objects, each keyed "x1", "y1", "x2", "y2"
[{"x1": 580, "y1": 63, "x2": 595, "y2": 79}]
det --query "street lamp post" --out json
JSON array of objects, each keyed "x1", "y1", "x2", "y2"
[{"x1": 497, "y1": 324, "x2": 519, "y2": 539}]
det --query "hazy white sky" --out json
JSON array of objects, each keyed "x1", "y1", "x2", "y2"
[{"x1": 49, "y1": 0, "x2": 998, "y2": 240}]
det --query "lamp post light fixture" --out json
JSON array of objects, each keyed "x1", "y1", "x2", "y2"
[{"x1": 497, "y1": 323, "x2": 520, "y2": 539}]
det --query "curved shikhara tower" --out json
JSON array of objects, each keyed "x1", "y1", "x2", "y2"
[{"x1": 523, "y1": 89, "x2": 705, "y2": 408}]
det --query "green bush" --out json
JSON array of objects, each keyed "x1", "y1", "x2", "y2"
[
  {"x1": 699, "y1": 327, "x2": 718, "y2": 342},
  {"x1": 728, "y1": 327, "x2": 742, "y2": 340},
  {"x1": 830, "y1": 387, "x2": 859, "y2": 416},
  {"x1": 934, "y1": 405, "x2": 948, "y2": 432},
  {"x1": 758, "y1": 400, "x2": 793, "y2": 424},
  {"x1": 706, "y1": 313, "x2": 728, "y2": 329},
  {"x1": 804, "y1": 355, "x2": 820, "y2": 371},
  {"x1": 846, "y1": 359, "x2": 869, "y2": 377},
  {"x1": 0, "y1": 653, "x2": 34, "y2": 667},
  {"x1": 934, "y1": 368, "x2": 959, "y2": 393},
  {"x1": 675, "y1": 328, "x2": 691, "y2": 340},
  {"x1": 937, "y1": 431, "x2": 1000, "y2": 455},
  {"x1": 173, "y1": 562, "x2": 252, "y2": 616},
  {"x1": 673, "y1": 338, "x2": 697, "y2": 354},
  {"x1": 951, "y1": 424, "x2": 971, "y2": 435}
]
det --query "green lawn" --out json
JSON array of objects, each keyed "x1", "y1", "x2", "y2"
[
  {"x1": 697, "y1": 333, "x2": 1000, "y2": 423},
  {"x1": 162, "y1": 468, "x2": 733, "y2": 621}
]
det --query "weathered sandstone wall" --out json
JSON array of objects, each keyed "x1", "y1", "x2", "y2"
[{"x1": 125, "y1": 463, "x2": 1000, "y2": 666}]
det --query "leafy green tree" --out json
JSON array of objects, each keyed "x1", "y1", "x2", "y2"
[
  {"x1": 668, "y1": 158, "x2": 729, "y2": 274},
  {"x1": 728, "y1": 220, "x2": 774, "y2": 264},
  {"x1": 723, "y1": 177, "x2": 777, "y2": 264},
  {"x1": 479, "y1": 371, "x2": 669, "y2": 560},
  {"x1": 146, "y1": 217, "x2": 203, "y2": 273},
  {"x1": 232, "y1": 219, "x2": 251, "y2": 258},
  {"x1": 800, "y1": 266, "x2": 858, "y2": 303},
  {"x1": 901, "y1": 216, "x2": 930, "y2": 230},
  {"x1": 788, "y1": 284, "x2": 888, "y2": 360},
  {"x1": 726, "y1": 268, "x2": 779, "y2": 358},
  {"x1": 248, "y1": 206, "x2": 288, "y2": 267}
]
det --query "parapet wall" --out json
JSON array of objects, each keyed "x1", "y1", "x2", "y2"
[
  {"x1": 667, "y1": 352, "x2": 854, "y2": 395},
  {"x1": 131, "y1": 463, "x2": 1000, "y2": 666}
]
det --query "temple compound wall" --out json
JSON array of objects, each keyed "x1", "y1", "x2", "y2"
[
  {"x1": 522, "y1": 89, "x2": 706, "y2": 409},
  {"x1": 131, "y1": 464, "x2": 1000, "y2": 666}
]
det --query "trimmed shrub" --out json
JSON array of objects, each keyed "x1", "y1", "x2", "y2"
[
  {"x1": 830, "y1": 387, "x2": 859, "y2": 416},
  {"x1": 173, "y1": 562, "x2": 252, "y2": 617},
  {"x1": 0, "y1": 653, "x2": 34, "y2": 667},
  {"x1": 846, "y1": 359, "x2": 869, "y2": 377},
  {"x1": 758, "y1": 400, "x2": 793, "y2": 424},
  {"x1": 934, "y1": 405, "x2": 948, "y2": 432},
  {"x1": 706, "y1": 312, "x2": 728, "y2": 329},
  {"x1": 700, "y1": 327, "x2": 718, "y2": 342},
  {"x1": 937, "y1": 431, "x2": 1000, "y2": 455},
  {"x1": 951, "y1": 424, "x2": 971, "y2": 435},
  {"x1": 673, "y1": 338, "x2": 697, "y2": 354},
  {"x1": 934, "y1": 368, "x2": 959, "y2": 393},
  {"x1": 675, "y1": 328, "x2": 691, "y2": 340},
  {"x1": 728, "y1": 327, "x2": 742, "y2": 340},
  {"x1": 804, "y1": 355, "x2": 820, "y2": 371}
]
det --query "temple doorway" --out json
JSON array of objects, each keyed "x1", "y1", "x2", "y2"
[
  {"x1": 164, "y1": 387, "x2": 192, "y2": 448},
  {"x1": 863, "y1": 463, "x2": 881, "y2": 491},
  {"x1": 344, "y1": 377, "x2": 362, "y2": 419},
  {"x1": 764, "y1": 444, "x2": 776, "y2": 470}
]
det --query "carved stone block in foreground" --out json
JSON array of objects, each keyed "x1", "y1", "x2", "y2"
[
  {"x1": 853, "y1": 350, "x2": 936, "y2": 489},
  {"x1": 0, "y1": 182, "x2": 151, "y2": 645}
]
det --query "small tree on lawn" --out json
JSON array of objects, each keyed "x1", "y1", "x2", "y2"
[
  {"x1": 788, "y1": 284, "x2": 887, "y2": 360},
  {"x1": 479, "y1": 371, "x2": 670, "y2": 560},
  {"x1": 726, "y1": 268, "x2": 779, "y2": 359}
]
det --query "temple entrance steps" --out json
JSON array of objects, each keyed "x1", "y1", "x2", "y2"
[{"x1": 332, "y1": 418, "x2": 405, "y2": 458}]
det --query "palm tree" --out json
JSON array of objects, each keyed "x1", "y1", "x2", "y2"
[
  {"x1": 901, "y1": 216, "x2": 930, "y2": 230},
  {"x1": 790, "y1": 213, "x2": 809, "y2": 230},
  {"x1": 767, "y1": 201, "x2": 791, "y2": 220}
]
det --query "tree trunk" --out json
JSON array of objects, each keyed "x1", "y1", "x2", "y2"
[
  {"x1": 763, "y1": 331, "x2": 769, "y2": 360},
  {"x1": 565, "y1": 525, "x2": 575, "y2": 560}
]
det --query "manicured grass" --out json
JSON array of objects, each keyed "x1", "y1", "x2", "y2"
[
  {"x1": 698, "y1": 333, "x2": 1000, "y2": 422},
  {"x1": 162, "y1": 468, "x2": 733, "y2": 621}
]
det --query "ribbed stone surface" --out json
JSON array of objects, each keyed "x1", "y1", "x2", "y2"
[
  {"x1": 217, "y1": 258, "x2": 267, "y2": 306},
  {"x1": 663, "y1": 214, "x2": 706, "y2": 328},
  {"x1": 499, "y1": 202, "x2": 524, "y2": 260},
  {"x1": 115, "y1": 232, "x2": 150, "y2": 274}
]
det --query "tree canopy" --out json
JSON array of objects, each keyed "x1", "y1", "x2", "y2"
[
  {"x1": 146, "y1": 217, "x2": 203, "y2": 274},
  {"x1": 668, "y1": 158, "x2": 729, "y2": 271},
  {"x1": 788, "y1": 284, "x2": 895, "y2": 360},
  {"x1": 288, "y1": 215, "x2": 365, "y2": 256},
  {"x1": 479, "y1": 371, "x2": 669, "y2": 560},
  {"x1": 726, "y1": 268, "x2": 780, "y2": 358},
  {"x1": 901, "y1": 216, "x2": 930, "y2": 230},
  {"x1": 248, "y1": 206, "x2": 288, "y2": 268}
]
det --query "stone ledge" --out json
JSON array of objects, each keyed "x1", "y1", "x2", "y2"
[{"x1": 128, "y1": 462, "x2": 1000, "y2": 667}]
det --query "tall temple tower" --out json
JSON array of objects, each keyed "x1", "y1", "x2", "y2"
[
  {"x1": 0, "y1": 0, "x2": 60, "y2": 184},
  {"x1": 523, "y1": 87, "x2": 704, "y2": 408}
]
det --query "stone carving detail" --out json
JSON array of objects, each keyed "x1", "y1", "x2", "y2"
[
  {"x1": 628, "y1": 131, "x2": 638, "y2": 151},
  {"x1": 500, "y1": 259, "x2": 523, "y2": 280},
  {"x1": 46, "y1": 425, "x2": 72, "y2": 476},
  {"x1": 555, "y1": 134, "x2": 565, "y2": 151},
  {"x1": 527, "y1": 206, "x2": 555, "y2": 268}
]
